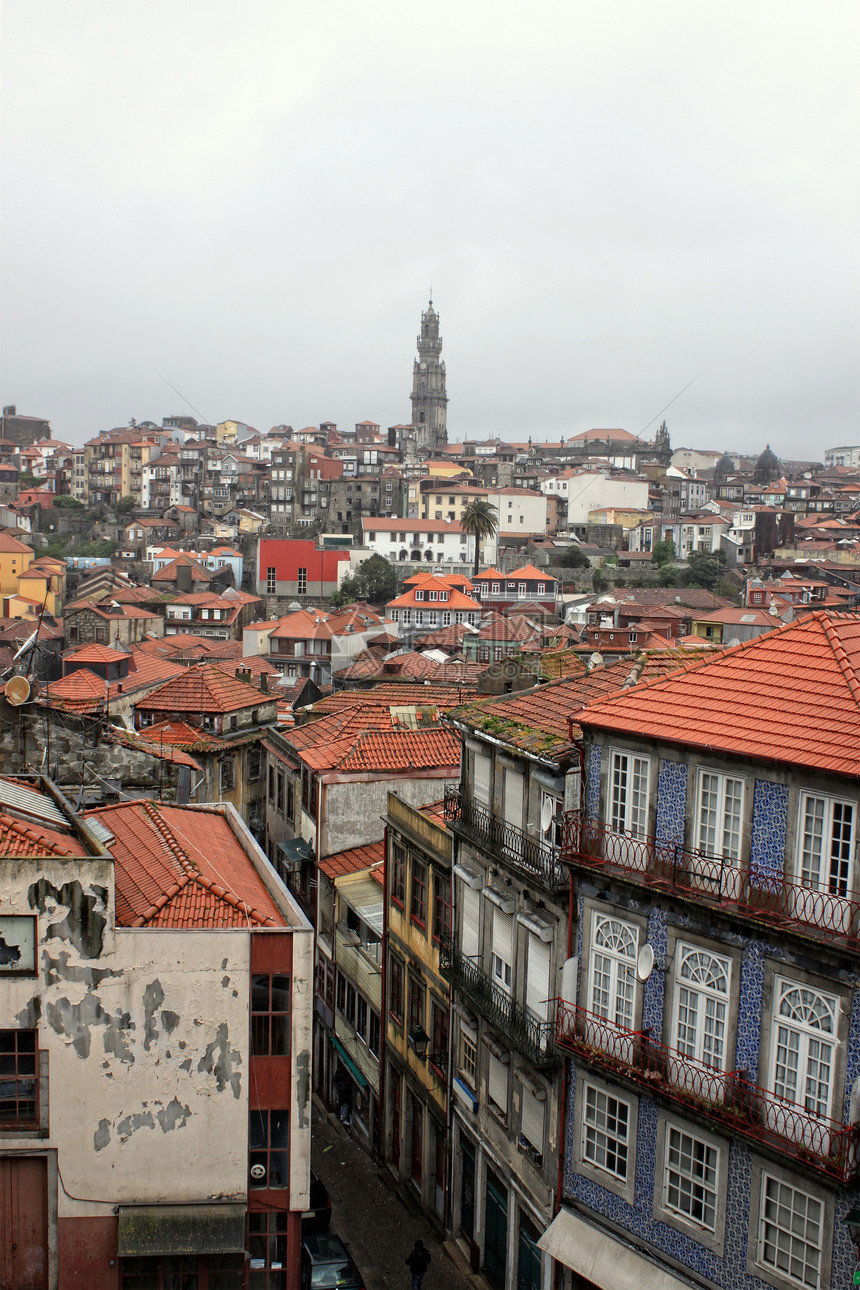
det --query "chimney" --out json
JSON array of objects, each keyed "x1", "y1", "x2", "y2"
[{"x1": 260, "y1": 673, "x2": 269, "y2": 693}]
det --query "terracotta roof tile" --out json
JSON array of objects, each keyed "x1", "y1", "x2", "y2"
[
  {"x1": 88, "y1": 801, "x2": 284, "y2": 928},
  {"x1": 319, "y1": 839, "x2": 384, "y2": 879},
  {"x1": 136, "y1": 663, "x2": 268, "y2": 715},
  {"x1": 573, "y1": 611, "x2": 860, "y2": 776},
  {"x1": 0, "y1": 811, "x2": 88, "y2": 857}
]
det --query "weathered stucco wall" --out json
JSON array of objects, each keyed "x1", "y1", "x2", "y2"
[
  {"x1": 0, "y1": 858, "x2": 250, "y2": 1219},
  {"x1": 322, "y1": 771, "x2": 454, "y2": 856}
]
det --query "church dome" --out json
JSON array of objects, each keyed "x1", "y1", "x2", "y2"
[
  {"x1": 714, "y1": 453, "x2": 735, "y2": 481},
  {"x1": 754, "y1": 444, "x2": 781, "y2": 483}
]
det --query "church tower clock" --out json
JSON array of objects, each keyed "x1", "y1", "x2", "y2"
[{"x1": 410, "y1": 298, "x2": 448, "y2": 453}]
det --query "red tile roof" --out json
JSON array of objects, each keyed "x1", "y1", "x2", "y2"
[
  {"x1": 319, "y1": 839, "x2": 384, "y2": 879},
  {"x1": 136, "y1": 664, "x2": 266, "y2": 715},
  {"x1": 89, "y1": 801, "x2": 284, "y2": 929},
  {"x1": 284, "y1": 705, "x2": 460, "y2": 773},
  {"x1": 0, "y1": 811, "x2": 88, "y2": 857},
  {"x1": 573, "y1": 611, "x2": 860, "y2": 776}
]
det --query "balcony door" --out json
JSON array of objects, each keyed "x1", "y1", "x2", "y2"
[{"x1": 586, "y1": 913, "x2": 638, "y2": 1059}]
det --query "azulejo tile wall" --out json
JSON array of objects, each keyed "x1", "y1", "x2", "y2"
[
  {"x1": 586, "y1": 744, "x2": 602, "y2": 820},
  {"x1": 563, "y1": 1058, "x2": 858, "y2": 1290},
  {"x1": 655, "y1": 760, "x2": 687, "y2": 844},
  {"x1": 735, "y1": 941, "x2": 765, "y2": 1078},
  {"x1": 641, "y1": 906, "x2": 667, "y2": 1034},
  {"x1": 749, "y1": 779, "x2": 788, "y2": 886}
]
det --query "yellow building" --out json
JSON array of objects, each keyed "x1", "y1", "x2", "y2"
[
  {"x1": 215, "y1": 420, "x2": 249, "y2": 446},
  {"x1": 587, "y1": 505, "x2": 653, "y2": 528},
  {"x1": 383, "y1": 792, "x2": 452, "y2": 1223},
  {"x1": 0, "y1": 532, "x2": 34, "y2": 599},
  {"x1": 14, "y1": 556, "x2": 66, "y2": 617}
]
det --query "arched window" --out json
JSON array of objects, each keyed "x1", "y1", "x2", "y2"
[
  {"x1": 770, "y1": 979, "x2": 837, "y2": 1117},
  {"x1": 589, "y1": 914, "x2": 638, "y2": 1029},
  {"x1": 673, "y1": 944, "x2": 731, "y2": 1069}
]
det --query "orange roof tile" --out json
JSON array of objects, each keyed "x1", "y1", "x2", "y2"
[
  {"x1": 573, "y1": 611, "x2": 860, "y2": 777},
  {"x1": 319, "y1": 839, "x2": 384, "y2": 879},
  {"x1": 89, "y1": 801, "x2": 284, "y2": 929},
  {"x1": 0, "y1": 811, "x2": 88, "y2": 857},
  {"x1": 136, "y1": 663, "x2": 268, "y2": 715}
]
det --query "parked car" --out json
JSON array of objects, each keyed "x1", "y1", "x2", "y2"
[
  {"x1": 300, "y1": 1234, "x2": 364, "y2": 1290},
  {"x1": 302, "y1": 1169, "x2": 333, "y2": 1234}
]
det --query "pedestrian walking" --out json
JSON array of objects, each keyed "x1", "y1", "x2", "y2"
[{"x1": 405, "y1": 1238, "x2": 431, "y2": 1290}]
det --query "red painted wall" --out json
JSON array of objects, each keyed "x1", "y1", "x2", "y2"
[
  {"x1": 58, "y1": 1216, "x2": 118, "y2": 1289},
  {"x1": 258, "y1": 540, "x2": 349, "y2": 587}
]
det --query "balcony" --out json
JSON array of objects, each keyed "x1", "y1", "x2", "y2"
[
  {"x1": 439, "y1": 935, "x2": 556, "y2": 1068},
  {"x1": 555, "y1": 999, "x2": 860, "y2": 1183},
  {"x1": 561, "y1": 811, "x2": 860, "y2": 953},
  {"x1": 444, "y1": 788, "x2": 566, "y2": 893}
]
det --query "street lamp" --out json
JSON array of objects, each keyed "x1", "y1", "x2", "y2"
[
  {"x1": 843, "y1": 1202, "x2": 860, "y2": 1251},
  {"x1": 407, "y1": 1027, "x2": 430, "y2": 1060}
]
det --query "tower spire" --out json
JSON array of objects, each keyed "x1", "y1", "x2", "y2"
[{"x1": 409, "y1": 298, "x2": 448, "y2": 453}]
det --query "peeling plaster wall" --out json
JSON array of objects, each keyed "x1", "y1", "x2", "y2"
[
  {"x1": 323, "y1": 774, "x2": 454, "y2": 856},
  {"x1": 0, "y1": 859, "x2": 249, "y2": 1220}
]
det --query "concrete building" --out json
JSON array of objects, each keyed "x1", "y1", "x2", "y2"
[
  {"x1": 562, "y1": 470, "x2": 650, "y2": 527},
  {"x1": 360, "y1": 517, "x2": 498, "y2": 569},
  {"x1": 0, "y1": 775, "x2": 312, "y2": 1289}
]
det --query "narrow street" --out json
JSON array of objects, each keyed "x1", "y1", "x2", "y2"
[{"x1": 312, "y1": 1102, "x2": 480, "y2": 1290}]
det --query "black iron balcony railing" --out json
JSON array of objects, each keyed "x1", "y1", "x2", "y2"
[
  {"x1": 555, "y1": 999, "x2": 859, "y2": 1183},
  {"x1": 439, "y1": 935, "x2": 556, "y2": 1068},
  {"x1": 560, "y1": 810, "x2": 860, "y2": 953},
  {"x1": 444, "y1": 788, "x2": 566, "y2": 893}
]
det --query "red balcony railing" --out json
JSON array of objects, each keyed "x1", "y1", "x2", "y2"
[
  {"x1": 555, "y1": 999, "x2": 860, "y2": 1182},
  {"x1": 560, "y1": 811, "x2": 860, "y2": 952}
]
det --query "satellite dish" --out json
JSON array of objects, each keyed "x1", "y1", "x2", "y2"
[
  {"x1": 5, "y1": 676, "x2": 31, "y2": 706},
  {"x1": 540, "y1": 799, "x2": 555, "y2": 834},
  {"x1": 636, "y1": 943, "x2": 655, "y2": 982}
]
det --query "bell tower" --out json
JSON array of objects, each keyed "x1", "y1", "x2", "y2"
[{"x1": 410, "y1": 298, "x2": 448, "y2": 453}]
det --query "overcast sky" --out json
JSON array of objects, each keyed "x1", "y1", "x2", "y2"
[{"x1": 2, "y1": 1, "x2": 858, "y2": 456}]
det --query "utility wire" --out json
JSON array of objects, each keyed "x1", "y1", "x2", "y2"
[
  {"x1": 156, "y1": 373, "x2": 213, "y2": 427},
  {"x1": 639, "y1": 373, "x2": 701, "y2": 436}
]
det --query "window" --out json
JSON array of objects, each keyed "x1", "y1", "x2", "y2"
[
  {"x1": 798, "y1": 793, "x2": 854, "y2": 895},
  {"x1": 433, "y1": 872, "x2": 451, "y2": 943},
  {"x1": 491, "y1": 906, "x2": 513, "y2": 994},
  {"x1": 663, "y1": 1126, "x2": 719, "y2": 1232},
  {"x1": 520, "y1": 1085, "x2": 545, "y2": 1163},
  {"x1": 408, "y1": 972, "x2": 425, "y2": 1035},
  {"x1": 488, "y1": 1053, "x2": 509, "y2": 1117},
  {"x1": 251, "y1": 975, "x2": 290, "y2": 1056},
  {"x1": 581, "y1": 1084, "x2": 630, "y2": 1181},
  {"x1": 473, "y1": 751, "x2": 491, "y2": 807},
  {"x1": 297, "y1": 568, "x2": 307, "y2": 594},
  {"x1": 0, "y1": 1030, "x2": 38, "y2": 1128},
  {"x1": 758, "y1": 1174, "x2": 822, "y2": 1289},
  {"x1": 249, "y1": 1108, "x2": 289, "y2": 1189},
  {"x1": 460, "y1": 882, "x2": 480, "y2": 959},
  {"x1": 459, "y1": 1030, "x2": 477, "y2": 1085},
  {"x1": 537, "y1": 583, "x2": 545, "y2": 594},
  {"x1": 391, "y1": 842, "x2": 405, "y2": 907},
  {"x1": 430, "y1": 1000, "x2": 448, "y2": 1074},
  {"x1": 389, "y1": 954, "x2": 404, "y2": 1025},
  {"x1": 442, "y1": 611, "x2": 451, "y2": 625},
  {"x1": 770, "y1": 978, "x2": 837, "y2": 1118},
  {"x1": 673, "y1": 944, "x2": 731, "y2": 1070},
  {"x1": 609, "y1": 751, "x2": 649, "y2": 837},
  {"x1": 411, "y1": 858, "x2": 427, "y2": 927},
  {"x1": 588, "y1": 912, "x2": 638, "y2": 1029},
  {"x1": 504, "y1": 767, "x2": 524, "y2": 830},
  {"x1": 268, "y1": 765, "x2": 275, "y2": 802},
  {"x1": 220, "y1": 756, "x2": 235, "y2": 794},
  {"x1": 696, "y1": 770, "x2": 743, "y2": 860},
  {"x1": 266, "y1": 566, "x2": 276, "y2": 594},
  {"x1": 247, "y1": 748, "x2": 261, "y2": 781},
  {"x1": 525, "y1": 932, "x2": 551, "y2": 1021}
]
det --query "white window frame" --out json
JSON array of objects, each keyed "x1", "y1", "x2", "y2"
[
  {"x1": 695, "y1": 769, "x2": 744, "y2": 861},
  {"x1": 587, "y1": 911, "x2": 638, "y2": 1031},
  {"x1": 608, "y1": 750, "x2": 650, "y2": 838},
  {"x1": 580, "y1": 1081, "x2": 632, "y2": 1184},
  {"x1": 756, "y1": 1172, "x2": 824, "y2": 1290},
  {"x1": 797, "y1": 792, "x2": 855, "y2": 897},
  {"x1": 459, "y1": 1029, "x2": 477, "y2": 1088},
  {"x1": 672, "y1": 943, "x2": 732, "y2": 1072},
  {"x1": 491, "y1": 906, "x2": 514, "y2": 995},
  {"x1": 662, "y1": 1124, "x2": 720, "y2": 1233},
  {"x1": 769, "y1": 977, "x2": 838, "y2": 1121}
]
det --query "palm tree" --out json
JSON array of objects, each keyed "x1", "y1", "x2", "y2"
[{"x1": 460, "y1": 498, "x2": 499, "y2": 577}]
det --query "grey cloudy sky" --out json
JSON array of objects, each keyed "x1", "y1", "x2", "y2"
[{"x1": 2, "y1": 1, "x2": 858, "y2": 456}]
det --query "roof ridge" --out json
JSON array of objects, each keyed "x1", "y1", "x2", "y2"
[
  {"x1": 820, "y1": 614, "x2": 860, "y2": 710},
  {"x1": 141, "y1": 800, "x2": 196, "y2": 873},
  {"x1": 189, "y1": 869, "x2": 279, "y2": 927}
]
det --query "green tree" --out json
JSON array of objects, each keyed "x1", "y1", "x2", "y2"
[
  {"x1": 52, "y1": 495, "x2": 85, "y2": 510},
  {"x1": 592, "y1": 568, "x2": 608, "y2": 594},
  {"x1": 650, "y1": 538, "x2": 676, "y2": 566},
  {"x1": 554, "y1": 545, "x2": 590, "y2": 569},
  {"x1": 115, "y1": 495, "x2": 136, "y2": 514},
  {"x1": 715, "y1": 574, "x2": 742, "y2": 602},
  {"x1": 460, "y1": 498, "x2": 499, "y2": 577},
  {"x1": 685, "y1": 549, "x2": 727, "y2": 590},
  {"x1": 331, "y1": 554, "x2": 398, "y2": 607}
]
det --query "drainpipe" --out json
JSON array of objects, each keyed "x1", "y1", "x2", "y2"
[{"x1": 378, "y1": 822, "x2": 388, "y2": 1168}]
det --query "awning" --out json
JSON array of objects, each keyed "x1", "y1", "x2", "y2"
[
  {"x1": 279, "y1": 836, "x2": 315, "y2": 868},
  {"x1": 330, "y1": 1035, "x2": 367, "y2": 1088},
  {"x1": 117, "y1": 1204, "x2": 246, "y2": 1257},
  {"x1": 538, "y1": 1209, "x2": 697, "y2": 1290}
]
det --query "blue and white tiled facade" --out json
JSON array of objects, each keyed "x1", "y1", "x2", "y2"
[{"x1": 562, "y1": 737, "x2": 860, "y2": 1290}]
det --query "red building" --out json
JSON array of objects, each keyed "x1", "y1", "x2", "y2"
[{"x1": 255, "y1": 540, "x2": 350, "y2": 599}]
